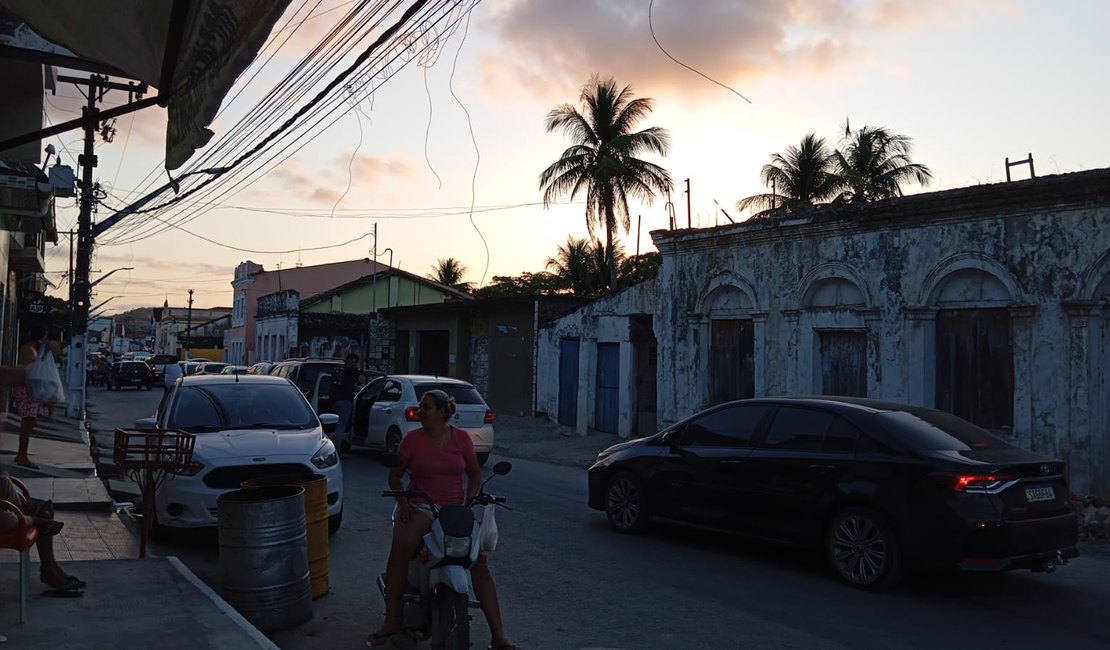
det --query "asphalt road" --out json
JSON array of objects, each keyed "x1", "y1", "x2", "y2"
[{"x1": 89, "y1": 388, "x2": 1110, "y2": 650}]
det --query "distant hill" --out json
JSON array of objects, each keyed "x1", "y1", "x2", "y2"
[{"x1": 109, "y1": 307, "x2": 155, "y2": 337}]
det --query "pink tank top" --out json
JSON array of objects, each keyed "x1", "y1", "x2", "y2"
[{"x1": 398, "y1": 426, "x2": 475, "y2": 506}]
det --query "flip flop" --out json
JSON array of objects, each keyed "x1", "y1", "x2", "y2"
[
  {"x1": 41, "y1": 520, "x2": 63, "y2": 536},
  {"x1": 14, "y1": 459, "x2": 40, "y2": 469},
  {"x1": 366, "y1": 630, "x2": 398, "y2": 647},
  {"x1": 66, "y1": 575, "x2": 86, "y2": 589},
  {"x1": 41, "y1": 587, "x2": 84, "y2": 598}
]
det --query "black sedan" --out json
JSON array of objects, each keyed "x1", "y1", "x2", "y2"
[
  {"x1": 107, "y1": 361, "x2": 156, "y2": 390},
  {"x1": 587, "y1": 397, "x2": 1079, "y2": 588}
]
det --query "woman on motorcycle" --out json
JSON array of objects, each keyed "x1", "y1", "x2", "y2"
[{"x1": 368, "y1": 389, "x2": 520, "y2": 649}]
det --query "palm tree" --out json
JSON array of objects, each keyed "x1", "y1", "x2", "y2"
[
  {"x1": 833, "y1": 125, "x2": 933, "y2": 202},
  {"x1": 545, "y1": 235, "x2": 616, "y2": 297},
  {"x1": 736, "y1": 133, "x2": 839, "y2": 218},
  {"x1": 429, "y1": 258, "x2": 472, "y2": 292},
  {"x1": 540, "y1": 76, "x2": 673, "y2": 287}
]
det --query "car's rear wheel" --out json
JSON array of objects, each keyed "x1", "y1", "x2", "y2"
[
  {"x1": 476, "y1": 452, "x2": 489, "y2": 467},
  {"x1": 385, "y1": 427, "x2": 402, "y2": 454},
  {"x1": 826, "y1": 506, "x2": 902, "y2": 589},
  {"x1": 604, "y1": 471, "x2": 649, "y2": 534}
]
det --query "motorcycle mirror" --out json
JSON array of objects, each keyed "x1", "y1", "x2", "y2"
[
  {"x1": 381, "y1": 452, "x2": 403, "y2": 468},
  {"x1": 492, "y1": 461, "x2": 512, "y2": 476}
]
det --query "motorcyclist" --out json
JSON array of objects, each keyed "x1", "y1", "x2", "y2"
[{"x1": 368, "y1": 389, "x2": 519, "y2": 650}]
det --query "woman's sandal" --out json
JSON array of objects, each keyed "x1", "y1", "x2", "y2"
[
  {"x1": 41, "y1": 520, "x2": 63, "y2": 536},
  {"x1": 488, "y1": 644, "x2": 522, "y2": 650},
  {"x1": 366, "y1": 630, "x2": 397, "y2": 647}
]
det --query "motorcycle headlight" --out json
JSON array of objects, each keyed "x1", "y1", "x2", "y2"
[
  {"x1": 444, "y1": 535, "x2": 471, "y2": 558},
  {"x1": 311, "y1": 439, "x2": 339, "y2": 469}
]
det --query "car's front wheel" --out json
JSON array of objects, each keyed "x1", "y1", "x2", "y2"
[
  {"x1": 826, "y1": 506, "x2": 902, "y2": 589},
  {"x1": 604, "y1": 471, "x2": 649, "y2": 534}
]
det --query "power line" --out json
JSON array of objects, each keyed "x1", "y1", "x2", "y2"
[{"x1": 647, "y1": 0, "x2": 751, "y2": 104}]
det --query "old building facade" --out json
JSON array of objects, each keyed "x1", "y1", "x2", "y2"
[{"x1": 535, "y1": 169, "x2": 1109, "y2": 496}]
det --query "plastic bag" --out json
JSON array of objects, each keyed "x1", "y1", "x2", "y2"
[
  {"x1": 479, "y1": 503, "x2": 499, "y2": 552},
  {"x1": 27, "y1": 350, "x2": 66, "y2": 404}
]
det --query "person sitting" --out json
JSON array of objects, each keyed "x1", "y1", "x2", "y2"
[
  {"x1": 368, "y1": 390, "x2": 518, "y2": 649},
  {"x1": 0, "y1": 471, "x2": 85, "y2": 597}
]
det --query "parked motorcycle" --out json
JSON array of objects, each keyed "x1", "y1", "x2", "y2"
[{"x1": 377, "y1": 456, "x2": 512, "y2": 649}]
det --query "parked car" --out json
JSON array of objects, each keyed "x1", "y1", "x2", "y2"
[
  {"x1": 219, "y1": 365, "x2": 251, "y2": 375},
  {"x1": 269, "y1": 358, "x2": 344, "y2": 414},
  {"x1": 192, "y1": 362, "x2": 229, "y2": 375},
  {"x1": 346, "y1": 375, "x2": 495, "y2": 465},
  {"x1": 134, "y1": 374, "x2": 344, "y2": 535},
  {"x1": 147, "y1": 354, "x2": 179, "y2": 385},
  {"x1": 107, "y1": 361, "x2": 156, "y2": 390},
  {"x1": 587, "y1": 396, "x2": 1079, "y2": 588},
  {"x1": 248, "y1": 361, "x2": 275, "y2": 375}
]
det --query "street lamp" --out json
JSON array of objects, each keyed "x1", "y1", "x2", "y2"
[
  {"x1": 90, "y1": 296, "x2": 123, "y2": 314},
  {"x1": 90, "y1": 266, "x2": 134, "y2": 288}
]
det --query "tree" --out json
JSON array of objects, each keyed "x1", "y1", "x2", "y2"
[
  {"x1": 736, "y1": 133, "x2": 839, "y2": 218},
  {"x1": 545, "y1": 235, "x2": 625, "y2": 297},
  {"x1": 833, "y1": 125, "x2": 933, "y2": 203},
  {"x1": 540, "y1": 76, "x2": 673, "y2": 287},
  {"x1": 471, "y1": 272, "x2": 561, "y2": 299},
  {"x1": 429, "y1": 257, "x2": 472, "y2": 292}
]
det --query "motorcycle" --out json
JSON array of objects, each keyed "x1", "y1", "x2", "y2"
[{"x1": 377, "y1": 456, "x2": 512, "y2": 649}]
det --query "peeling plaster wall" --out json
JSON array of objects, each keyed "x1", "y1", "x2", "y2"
[
  {"x1": 537, "y1": 278, "x2": 658, "y2": 438},
  {"x1": 652, "y1": 175, "x2": 1110, "y2": 494}
]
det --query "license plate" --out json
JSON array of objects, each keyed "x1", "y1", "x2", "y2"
[{"x1": 1024, "y1": 486, "x2": 1055, "y2": 502}]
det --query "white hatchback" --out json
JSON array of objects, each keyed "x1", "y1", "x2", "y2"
[
  {"x1": 342, "y1": 375, "x2": 495, "y2": 465},
  {"x1": 135, "y1": 374, "x2": 344, "y2": 534}
]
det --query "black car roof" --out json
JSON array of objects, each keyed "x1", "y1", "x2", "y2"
[{"x1": 732, "y1": 396, "x2": 927, "y2": 415}]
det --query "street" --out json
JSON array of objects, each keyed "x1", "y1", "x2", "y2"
[{"x1": 91, "y1": 388, "x2": 1110, "y2": 650}]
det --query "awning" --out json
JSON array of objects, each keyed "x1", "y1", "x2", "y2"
[{"x1": 0, "y1": 0, "x2": 291, "y2": 169}]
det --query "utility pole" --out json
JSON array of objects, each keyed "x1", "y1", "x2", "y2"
[
  {"x1": 371, "y1": 223, "x2": 378, "y2": 314},
  {"x1": 185, "y1": 289, "x2": 194, "y2": 358},
  {"x1": 63, "y1": 74, "x2": 147, "y2": 418},
  {"x1": 67, "y1": 230, "x2": 75, "y2": 306},
  {"x1": 684, "y1": 178, "x2": 691, "y2": 229}
]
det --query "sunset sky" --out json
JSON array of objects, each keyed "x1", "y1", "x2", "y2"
[{"x1": 40, "y1": 0, "x2": 1110, "y2": 314}]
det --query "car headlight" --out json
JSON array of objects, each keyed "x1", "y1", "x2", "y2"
[
  {"x1": 311, "y1": 439, "x2": 339, "y2": 469},
  {"x1": 444, "y1": 535, "x2": 471, "y2": 558}
]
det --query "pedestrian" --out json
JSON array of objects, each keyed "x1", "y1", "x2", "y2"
[
  {"x1": 368, "y1": 390, "x2": 519, "y2": 649},
  {"x1": 11, "y1": 325, "x2": 49, "y2": 469},
  {"x1": 328, "y1": 353, "x2": 382, "y2": 445},
  {"x1": 0, "y1": 470, "x2": 85, "y2": 596},
  {"x1": 162, "y1": 356, "x2": 183, "y2": 393}
]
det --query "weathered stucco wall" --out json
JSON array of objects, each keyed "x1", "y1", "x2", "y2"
[
  {"x1": 652, "y1": 169, "x2": 1110, "y2": 495},
  {"x1": 537, "y1": 278, "x2": 658, "y2": 437}
]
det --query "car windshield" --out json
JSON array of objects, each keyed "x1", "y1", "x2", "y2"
[
  {"x1": 875, "y1": 409, "x2": 1015, "y2": 451},
  {"x1": 413, "y1": 382, "x2": 485, "y2": 405},
  {"x1": 166, "y1": 383, "x2": 318, "y2": 432}
]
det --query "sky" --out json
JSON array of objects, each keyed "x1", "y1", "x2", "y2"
[{"x1": 39, "y1": 0, "x2": 1110, "y2": 314}]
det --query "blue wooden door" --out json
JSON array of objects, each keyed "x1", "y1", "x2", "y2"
[
  {"x1": 558, "y1": 338, "x2": 580, "y2": 426},
  {"x1": 595, "y1": 343, "x2": 620, "y2": 433}
]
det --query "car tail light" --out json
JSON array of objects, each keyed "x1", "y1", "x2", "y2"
[
  {"x1": 952, "y1": 474, "x2": 1016, "y2": 494},
  {"x1": 484, "y1": 409, "x2": 494, "y2": 424},
  {"x1": 299, "y1": 385, "x2": 312, "y2": 396},
  {"x1": 404, "y1": 406, "x2": 420, "y2": 422}
]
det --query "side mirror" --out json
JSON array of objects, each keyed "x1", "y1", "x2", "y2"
[
  {"x1": 135, "y1": 417, "x2": 158, "y2": 429},
  {"x1": 381, "y1": 452, "x2": 403, "y2": 468},
  {"x1": 492, "y1": 461, "x2": 512, "y2": 476},
  {"x1": 660, "y1": 430, "x2": 679, "y2": 447},
  {"x1": 318, "y1": 413, "x2": 339, "y2": 425}
]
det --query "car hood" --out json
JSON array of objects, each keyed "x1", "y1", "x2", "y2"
[{"x1": 191, "y1": 428, "x2": 325, "y2": 460}]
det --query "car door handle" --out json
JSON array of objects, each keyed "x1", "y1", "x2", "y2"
[
  {"x1": 719, "y1": 460, "x2": 745, "y2": 466},
  {"x1": 807, "y1": 464, "x2": 836, "y2": 471},
  {"x1": 384, "y1": 408, "x2": 392, "y2": 414}
]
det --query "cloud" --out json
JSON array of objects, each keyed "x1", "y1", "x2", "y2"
[{"x1": 480, "y1": 0, "x2": 1012, "y2": 99}]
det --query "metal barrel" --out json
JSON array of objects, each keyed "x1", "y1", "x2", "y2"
[
  {"x1": 241, "y1": 473, "x2": 330, "y2": 598},
  {"x1": 217, "y1": 486, "x2": 312, "y2": 632}
]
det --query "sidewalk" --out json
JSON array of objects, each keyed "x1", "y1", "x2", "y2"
[
  {"x1": 0, "y1": 408, "x2": 275, "y2": 649},
  {"x1": 492, "y1": 413, "x2": 631, "y2": 468}
]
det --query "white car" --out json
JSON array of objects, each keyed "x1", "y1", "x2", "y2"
[
  {"x1": 343, "y1": 375, "x2": 495, "y2": 465},
  {"x1": 135, "y1": 374, "x2": 344, "y2": 535}
]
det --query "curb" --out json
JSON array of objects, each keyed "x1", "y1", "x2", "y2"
[{"x1": 166, "y1": 556, "x2": 281, "y2": 650}]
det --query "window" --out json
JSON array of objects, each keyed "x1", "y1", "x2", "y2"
[
  {"x1": 876, "y1": 408, "x2": 1014, "y2": 451},
  {"x1": 679, "y1": 404, "x2": 768, "y2": 448},
  {"x1": 823, "y1": 417, "x2": 861, "y2": 452},
  {"x1": 379, "y1": 380, "x2": 403, "y2": 402},
  {"x1": 761, "y1": 407, "x2": 834, "y2": 451},
  {"x1": 414, "y1": 383, "x2": 485, "y2": 405}
]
